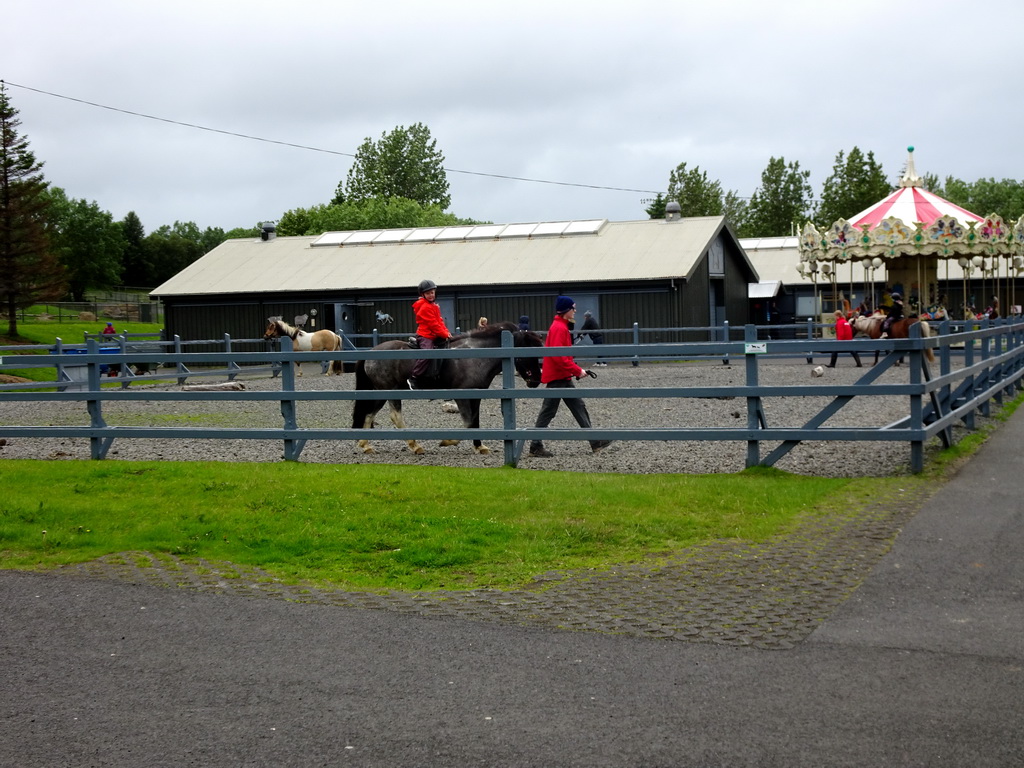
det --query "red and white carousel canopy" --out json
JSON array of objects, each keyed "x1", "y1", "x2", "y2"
[
  {"x1": 848, "y1": 186, "x2": 982, "y2": 231},
  {"x1": 799, "y1": 147, "x2": 1024, "y2": 266}
]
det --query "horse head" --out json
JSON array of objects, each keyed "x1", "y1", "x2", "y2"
[
  {"x1": 512, "y1": 329, "x2": 544, "y2": 388},
  {"x1": 463, "y1": 322, "x2": 543, "y2": 387},
  {"x1": 263, "y1": 318, "x2": 283, "y2": 340}
]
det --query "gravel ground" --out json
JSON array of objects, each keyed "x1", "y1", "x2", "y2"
[{"x1": 0, "y1": 357, "x2": 975, "y2": 476}]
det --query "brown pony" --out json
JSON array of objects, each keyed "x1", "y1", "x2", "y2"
[
  {"x1": 849, "y1": 312, "x2": 935, "y2": 363},
  {"x1": 263, "y1": 318, "x2": 343, "y2": 375}
]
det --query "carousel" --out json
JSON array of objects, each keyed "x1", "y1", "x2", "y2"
[{"x1": 798, "y1": 146, "x2": 1024, "y2": 321}]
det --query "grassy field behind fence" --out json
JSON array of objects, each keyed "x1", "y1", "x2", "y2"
[{"x1": 1, "y1": 317, "x2": 166, "y2": 382}]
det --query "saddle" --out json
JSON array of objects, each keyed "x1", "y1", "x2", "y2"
[{"x1": 408, "y1": 337, "x2": 448, "y2": 379}]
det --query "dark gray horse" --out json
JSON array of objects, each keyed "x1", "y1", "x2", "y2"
[{"x1": 352, "y1": 322, "x2": 544, "y2": 455}]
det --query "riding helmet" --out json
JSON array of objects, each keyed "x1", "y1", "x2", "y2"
[
  {"x1": 891, "y1": 292, "x2": 902, "y2": 300},
  {"x1": 418, "y1": 279, "x2": 437, "y2": 294}
]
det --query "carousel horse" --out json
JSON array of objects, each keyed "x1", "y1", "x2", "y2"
[
  {"x1": 352, "y1": 321, "x2": 543, "y2": 455},
  {"x1": 263, "y1": 317, "x2": 344, "y2": 376},
  {"x1": 849, "y1": 312, "x2": 935, "y2": 364}
]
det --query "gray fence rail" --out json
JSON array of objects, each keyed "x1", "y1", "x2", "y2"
[{"x1": 2, "y1": 320, "x2": 1023, "y2": 472}]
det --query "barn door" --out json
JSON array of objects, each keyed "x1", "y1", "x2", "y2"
[
  {"x1": 437, "y1": 298, "x2": 457, "y2": 333},
  {"x1": 332, "y1": 304, "x2": 355, "y2": 336},
  {"x1": 709, "y1": 280, "x2": 725, "y2": 340}
]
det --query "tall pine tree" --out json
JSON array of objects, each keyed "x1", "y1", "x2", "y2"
[{"x1": 0, "y1": 82, "x2": 65, "y2": 337}]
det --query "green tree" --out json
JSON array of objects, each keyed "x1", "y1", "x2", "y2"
[
  {"x1": 224, "y1": 224, "x2": 261, "y2": 239},
  {"x1": 935, "y1": 176, "x2": 1024, "y2": 223},
  {"x1": 144, "y1": 221, "x2": 219, "y2": 285},
  {"x1": 816, "y1": 147, "x2": 891, "y2": 227},
  {"x1": 666, "y1": 162, "x2": 724, "y2": 217},
  {"x1": 0, "y1": 82, "x2": 64, "y2": 336},
  {"x1": 277, "y1": 197, "x2": 468, "y2": 236},
  {"x1": 723, "y1": 190, "x2": 749, "y2": 235},
  {"x1": 743, "y1": 157, "x2": 814, "y2": 237},
  {"x1": 644, "y1": 193, "x2": 667, "y2": 219},
  {"x1": 119, "y1": 211, "x2": 152, "y2": 287},
  {"x1": 45, "y1": 188, "x2": 124, "y2": 302},
  {"x1": 336, "y1": 123, "x2": 451, "y2": 210}
]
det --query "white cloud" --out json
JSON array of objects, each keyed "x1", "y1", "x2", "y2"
[{"x1": 5, "y1": 0, "x2": 1024, "y2": 231}]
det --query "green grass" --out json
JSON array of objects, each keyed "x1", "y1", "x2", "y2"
[
  {"x1": 1, "y1": 317, "x2": 165, "y2": 383},
  {"x1": 0, "y1": 460, "x2": 921, "y2": 592}
]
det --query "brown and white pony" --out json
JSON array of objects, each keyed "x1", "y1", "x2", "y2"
[
  {"x1": 850, "y1": 311, "x2": 935, "y2": 364},
  {"x1": 263, "y1": 318, "x2": 343, "y2": 375}
]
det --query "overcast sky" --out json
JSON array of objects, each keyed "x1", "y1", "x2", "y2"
[{"x1": 5, "y1": 0, "x2": 1023, "y2": 234}]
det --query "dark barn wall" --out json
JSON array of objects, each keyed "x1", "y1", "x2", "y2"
[
  {"x1": 165, "y1": 300, "x2": 266, "y2": 352},
  {"x1": 724, "y1": 240, "x2": 753, "y2": 328}
]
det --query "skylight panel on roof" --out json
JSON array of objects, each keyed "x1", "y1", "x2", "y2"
[
  {"x1": 564, "y1": 219, "x2": 606, "y2": 235},
  {"x1": 532, "y1": 221, "x2": 571, "y2": 236},
  {"x1": 344, "y1": 230, "x2": 383, "y2": 245},
  {"x1": 465, "y1": 224, "x2": 506, "y2": 240},
  {"x1": 404, "y1": 227, "x2": 446, "y2": 242},
  {"x1": 435, "y1": 226, "x2": 475, "y2": 241},
  {"x1": 311, "y1": 231, "x2": 353, "y2": 247},
  {"x1": 374, "y1": 229, "x2": 413, "y2": 243},
  {"x1": 499, "y1": 223, "x2": 538, "y2": 238}
]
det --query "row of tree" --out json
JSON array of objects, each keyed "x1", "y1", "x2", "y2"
[
  {"x1": 646, "y1": 147, "x2": 1024, "y2": 237},
  {"x1": 5, "y1": 77, "x2": 1024, "y2": 337}
]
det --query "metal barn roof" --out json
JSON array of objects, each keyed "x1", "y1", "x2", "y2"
[{"x1": 152, "y1": 217, "x2": 745, "y2": 297}]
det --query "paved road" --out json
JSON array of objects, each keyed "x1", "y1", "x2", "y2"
[{"x1": 2, "y1": 411, "x2": 1022, "y2": 767}]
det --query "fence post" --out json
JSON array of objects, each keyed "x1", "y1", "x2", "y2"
[
  {"x1": 53, "y1": 337, "x2": 69, "y2": 391},
  {"x1": 85, "y1": 338, "x2": 110, "y2": 459},
  {"x1": 805, "y1": 317, "x2": 815, "y2": 363},
  {"x1": 279, "y1": 336, "x2": 305, "y2": 461},
  {"x1": 721, "y1": 321, "x2": 730, "y2": 365},
  {"x1": 631, "y1": 323, "x2": 640, "y2": 367},
  {"x1": 500, "y1": 330, "x2": 519, "y2": 466},
  {"x1": 744, "y1": 324, "x2": 762, "y2": 468},
  {"x1": 908, "y1": 322, "x2": 925, "y2": 473},
  {"x1": 980, "y1": 318, "x2": 992, "y2": 417},
  {"x1": 173, "y1": 335, "x2": 196, "y2": 385},
  {"x1": 225, "y1": 333, "x2": 240, "y2": 381}
]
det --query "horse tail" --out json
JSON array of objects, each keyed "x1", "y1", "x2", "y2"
[
  {"x1": 920, "y1": 321, "x2": 936, "y2": 362},
  {"x1": 331, "y1": 332, "x2": 344, "y2": 375},
  {"x1": 351, "y1": 361, "x2": 381, "y2": 428}
]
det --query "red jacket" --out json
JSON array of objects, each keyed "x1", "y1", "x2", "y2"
[
  {"x1": 835, "y1": 316, "x2": 853, "y2": 341},
  {"x1": 412, "y1": 297, "x2": 451, "y2": 339},
  {"x1": 541, "y1": 314, "x2": 584, "y2": 383}
]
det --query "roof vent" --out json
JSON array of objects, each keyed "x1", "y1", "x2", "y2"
[
  {"x1": 665, "y1": 201, "x2": 682, "y2": 222},
  {"x1": 260, "y1": 222, "x2": 277, "y2": 241}
]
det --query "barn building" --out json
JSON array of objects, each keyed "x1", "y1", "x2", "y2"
[{"x1": 151, "y1": 213, "x2": 758, "y2": 348}]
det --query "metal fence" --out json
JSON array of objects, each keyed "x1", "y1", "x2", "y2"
[{"x1": 2, "y1": 319, "x2": 1022, "y2": 473}]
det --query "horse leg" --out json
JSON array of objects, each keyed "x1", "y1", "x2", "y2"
[
  {"x1": 438, "y1": 399, "x2": 489, "y2": 454},
  {"x1": 331, "y1": 336, "x2": 344, "y2": 375},
  {"x1": 387, "y1": 399, "x2": 425, "y2": 454},
  {"x1": 352, "y1": 397, "x2": 386, "y2": 454}
]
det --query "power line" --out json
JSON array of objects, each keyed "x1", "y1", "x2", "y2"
[{"x1": 2, "y1": 79, "x2": 661, "y2": 195}]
